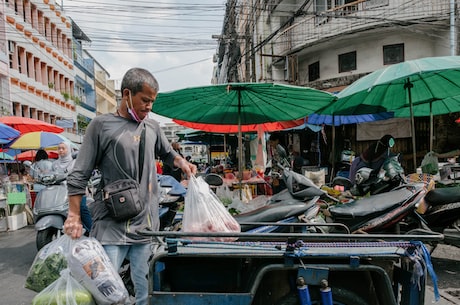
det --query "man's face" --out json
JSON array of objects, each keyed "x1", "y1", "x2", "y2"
[{"x1": 127, "y1": 83, "x2": 158, "y2": 120}]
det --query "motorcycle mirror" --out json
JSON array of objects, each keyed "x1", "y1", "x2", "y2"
[{"x1": 388, "y1": 138, "x2": 395, "y2": 148}]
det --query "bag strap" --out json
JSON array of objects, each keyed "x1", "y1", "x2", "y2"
[
  {"x1": 111, "y1": 122, "x2": 146, "y2": 183},
  {"x1": 138, "y1": 127, "x2": 145, "y2": 181}
]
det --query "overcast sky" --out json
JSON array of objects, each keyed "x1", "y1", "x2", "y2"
[{"x1": 64, "y1": 0, "x2": 226, "y2": 124}]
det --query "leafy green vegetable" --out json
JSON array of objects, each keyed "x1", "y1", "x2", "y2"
[{"x1": 25, "y1": 253, "x2": 67, "y2": 292}]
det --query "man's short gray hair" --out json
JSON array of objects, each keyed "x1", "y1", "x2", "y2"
[{"x1": 121, "y1": 67, "x2": 159, "y2": 95}]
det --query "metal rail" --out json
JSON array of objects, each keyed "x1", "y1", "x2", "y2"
[
  {"x1": 238, "y1": 221, "x2": 351, "y2": 234},
  {"x1": 139, "y1": 229, "x2": 444, "y2": 242}
]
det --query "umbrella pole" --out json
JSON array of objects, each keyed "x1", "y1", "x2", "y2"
[
  {"x1": 405, "y1": 79, "x2": 417, "y2": 171},
  {"x1": 430, "y1": 101, "x2": 433, "y2": 152},
  {"x1": 330, "y1": 117, "x2": 336, "y2": 183},
  {"x1": 237, "y1": 91, "x2": 243, "y2": 200}
]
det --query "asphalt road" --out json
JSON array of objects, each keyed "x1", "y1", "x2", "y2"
[{"x1": 0, "y1": 225, "x2": 459, "y2": 304}]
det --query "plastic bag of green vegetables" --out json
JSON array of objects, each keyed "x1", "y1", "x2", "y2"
[
  {"x1": 25, "y1": 235, "x2": 76, "y2": 292},
  {"x1": 32, "y1": 269, "x2": 95, "y2": 305}
]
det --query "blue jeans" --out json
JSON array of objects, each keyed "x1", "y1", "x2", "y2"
[
  {"x1": 80, "y1": 196, "x2": 92, "y2": 233},
  {"x1": 104, "y1": 244, "x2": 152, "y2": 305}
]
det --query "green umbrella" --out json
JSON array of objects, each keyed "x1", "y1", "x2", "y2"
[
  {"x1": 154, "y1": 82, "x2": 335, "y2": 180},
  {"x1": 317, "y1": 56, "x2": 460, "y2": 170}
]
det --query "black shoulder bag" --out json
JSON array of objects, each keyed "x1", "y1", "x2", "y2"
[{"x1": 103, "y1": 127, "x2": 146, "y2": 221}]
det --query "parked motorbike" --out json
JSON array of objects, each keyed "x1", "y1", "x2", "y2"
[
  {"x1": 408, "y1": 185, "x2": 460, "y2": 249},
  {"x1": 334, "y1": 139, "x2": 355, "y2": 179},
  {"x1": 322, "y1": 182, "x2": 426, "y2": 234},
  {"x1": 27, "y1": 160, "x2": 69, "y2": 250},
  {"x1": 234, "y1": 168, "x2": 331, "y2": 234},
  {"x1": 332, "y1": 153, "x2": 406, "y2": 197}
]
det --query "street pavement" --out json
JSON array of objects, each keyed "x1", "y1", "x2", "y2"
[{"x1": 0, "y1": 225, "x2": 459, "y2": 304}]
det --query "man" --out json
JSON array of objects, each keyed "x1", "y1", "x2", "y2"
[
  {"x1": 64, "y1": 67, "x2": 196, "y2": 305},
  {"x1": 162, "y1": 141, "x2": 184, "y2": 182},
  {"x1": 267, "y1": 133, "x2": 288, "y2": 193}
]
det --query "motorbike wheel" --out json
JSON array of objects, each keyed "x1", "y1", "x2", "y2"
[
  {"x1": 275, "y1": 286, "x2": 367, "y2": 305},
  {"x1": 36, "y1": 227, "x2": 60, "y2": 250}
]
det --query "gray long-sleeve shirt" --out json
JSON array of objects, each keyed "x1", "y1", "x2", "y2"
[{"x1": 67, "y1": 113, "x2": 178, "y2": 245}]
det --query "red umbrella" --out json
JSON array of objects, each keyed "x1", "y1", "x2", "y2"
[
  {"x1": 0, "y1": 116, "x2": 64, "y2": 134},
  {"x1": 173, "y1": 118, "x2": 307, "y2": 133},
  {"x1": 15, "y1": 150, "x2": 59, "y2": 161}
]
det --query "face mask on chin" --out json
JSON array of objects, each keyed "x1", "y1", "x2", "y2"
[{"x1": 127, "y1": 90, "x2": 142, "y2": 123}]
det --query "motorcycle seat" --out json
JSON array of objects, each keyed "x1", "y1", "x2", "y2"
[
  {"x1": 329, "y1": 186, "x2": 418, "y2": 219},
  {"x1": 234, "y1": 202, "x2": 315, "y2": 231},
  {"x1": 424, "y1": 187, "x2": 460, "y2": 206}
]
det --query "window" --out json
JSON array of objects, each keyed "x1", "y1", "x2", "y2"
[
  {"x1": 383, "y1": 43, "x2": 404, "y2": 65},
  {"x1": 338, "y1": 51, "x2": 356, "y2": 72},
  {"x1": 308, "y1": 61, "x2": 320, "y2": 81}
]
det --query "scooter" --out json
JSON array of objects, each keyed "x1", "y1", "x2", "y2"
[
  {"x1": 332, "y1": 153, "x2": 406, "y2": 196},
  {"x1": 323, "y1": 182, "x2": 427, "y2": 234},
  {"x1": 27, "y1": 160, "x2": 69, "y2": 250},
  {"x1": 409, "y1": 185, "x2": 460, "y2": 249}
]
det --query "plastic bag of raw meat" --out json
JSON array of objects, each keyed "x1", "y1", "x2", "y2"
[{"x1": 183, "y1": 175, "x2": 241, "y2": 241}]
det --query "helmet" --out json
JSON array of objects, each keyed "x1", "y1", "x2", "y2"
[{"x1": 355, "y1": 167, "x2": 373, "y2": 185}]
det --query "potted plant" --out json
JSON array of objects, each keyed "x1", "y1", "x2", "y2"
[{"x1": 61, "y1": 92, "x2": 70, "y2": 101}]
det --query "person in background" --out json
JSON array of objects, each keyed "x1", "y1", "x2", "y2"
[
  {"x1": 53, "y1": 141, "x2": 92, "y2": 233},
  {"x1": 162, "y1": 141, "x2": 184, "y2": 182},
  {"x1": 63, "y1": 67, "x2": 196, "y2": 305},
  {"x1": 267, "y1": 133, "x2": 288, "y2": 193},
  {"x1": 35, "y1": 149, "x2": 48, "y2": 162},
  {"x1": 30, "y1": 149, "x2": 50, "y2": 190},
  {"x1": 348, "y1": 134, "x2": 395, "y2": 184},
  {"x1": 291, "y1": 150, "x2": 305, "y2": 174}
]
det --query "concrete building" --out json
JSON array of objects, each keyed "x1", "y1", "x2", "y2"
[
  {"x1": 1, "y1": 0, "x2": 117, "y2": 143},
  {"x1": 71, "y1": 20, "x2": 96, "y2": 141},
  {"x1": 2, "y1": 0, "x2": 76, "y2": 136},
  {"x1": 94, "y1": 58, "x2": 116, "y2": 116},
  {"x1": 215, "y1": 0, "x2": 458, "y2": 89},
  {"x1": 213, "y1": 0, "x2": 460, "y2": 172}
]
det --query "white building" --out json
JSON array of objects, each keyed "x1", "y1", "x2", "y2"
[
  {"x1": 215, "y1": 0, "x2": 458, "y2": 91},
  {"x1": 2, "y1": 0, "x2": 76, "y2": 136}
]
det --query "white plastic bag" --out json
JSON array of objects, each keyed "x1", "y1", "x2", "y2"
[
  {"x1": 67, "y1": 237, "x2": 129, "y2": 305},
  {"x1": 421, "y1": 152, "x2": 438, "y2": 175},
  {"x1": 215, "y1": 184, "x2": 233, "y2": 206},
  {"x1": 25, "y1": 234, "x2": 74, "y2": 292},
  {"x1": 183, "y1": 175, "x2": 241, "y2": 241},
  {"x1": 32, "y1": 269, "x2": 95, "y2": 305}
]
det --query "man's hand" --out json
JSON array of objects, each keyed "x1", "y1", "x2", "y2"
[
  {"x1": 64, "y1": 194, "x2": 84, "y2": 239},
  {"x1": 63, "y1": 213, "x2": 83, "y2": 239},
  {"x1": 175, "y1": 156, "x2": 197, "y2": 179}
]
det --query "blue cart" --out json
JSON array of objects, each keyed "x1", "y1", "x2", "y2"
[{"x1": 142, "y1": 231, "x2": 442, "y2": 305}]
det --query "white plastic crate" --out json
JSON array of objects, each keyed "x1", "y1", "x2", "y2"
[{"x1": 7, "y1": 211, "x2": 27, "y2": 231}]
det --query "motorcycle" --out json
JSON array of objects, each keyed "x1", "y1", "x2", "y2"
[
  {"x1": 27, "y1": 159, "x2": 69, "y2": 250},
  {"x1": 408, "y1": 185, "x2": 460, "y2": 249},
  {"x1": 332, "y1": 153, "x2": 406, "y2": 197},
  {"x1": 321, "y1": 182, "x2": 427, "y2": 234}
]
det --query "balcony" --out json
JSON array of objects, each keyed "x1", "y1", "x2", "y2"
[{"x1": 273, "y1": 0, "x2": 452, "y2": 55}]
